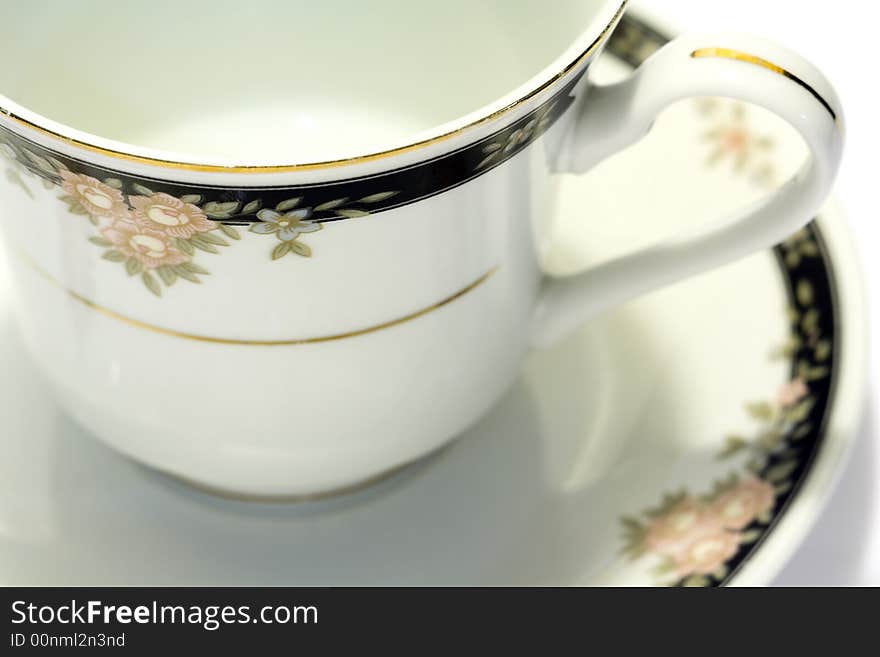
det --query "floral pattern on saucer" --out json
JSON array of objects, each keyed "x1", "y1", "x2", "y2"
[
  {"x1": 697, "y1": 99, "x2": 777, "y2": 188},
  {"x1": 617, "y1": 92, "x2": 834, "y2": 585},
  {"x1": 620, "y1": 220, "x2": 833, "y2": 586}
]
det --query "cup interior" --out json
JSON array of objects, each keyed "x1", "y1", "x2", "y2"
[{"x1": 0, "y1": 0, "x2": 613, "y2": 163}]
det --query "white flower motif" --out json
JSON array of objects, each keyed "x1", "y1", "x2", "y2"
[{"x1": 250, "y1": 208, "x2": 322, "y2": 242}]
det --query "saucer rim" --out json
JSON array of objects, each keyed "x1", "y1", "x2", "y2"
[{"x1": 724, "y1": 200, "x2": 868, "y2": 587}]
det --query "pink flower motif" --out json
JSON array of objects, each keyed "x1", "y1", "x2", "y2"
[
  {"x1": 709, "y1": 478, "x2": 776, "y2": 530},
  {"x1": 672, "y1": 529, "x2": 741, "y2": 579},
  {"x1": 645, "y1": 498, "x2": 721, "y2": 557},
  {"x1": 777, "y1": 378, "x2": 809, "y2": 408},
  {"x1": 129, "y1": 192, "x2": 217, "y2": 238},
  {"x1": 102, "y1": 222, "x2": 189, "y2": 270},
  {"x1": 59, "y1": 171, "x2": 126, "y2": 218},
  {"x1": 703, "y1": 104, "x2": 773, "y2": 167}
]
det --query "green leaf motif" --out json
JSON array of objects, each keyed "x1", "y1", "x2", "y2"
[
  {"x1": 645, "y1": 491, "x2": 689, "y2": 519},
  {"x1": 24, "y1": 150, "x2": 56, "y2": 175},
  {"x1": 103, "y1": 177, "x2": 123, "y2": 189},
  {"x1": 102, "y1": 250, "x2": 127, "y2": 263},
  {"x1": 620, "y1": 516, "x2": 644, "y2": 531},
  {"x1": 792, "y1": 423, "x2": 813, "y2": 441},
  {"x1": 800, "y1": 241, "x2": 819, "y2": 257},
  {"x1": 357, "y1": 191, "x2": 399, "y2": 204},
  {"x1": 203, "y1": 201, "x2": 240, "y2": 218},
  {"x1": 67, "y1": 202, "x2": 90, "y2": 216},
  {"x1": 242, "y1": 199, "x2": 263, "y2": 215},
  {"x1": 739, "y1": 530, "x2": 762, "y2": 544},
  {"x1": 764, "y1": 460, "x2": 798, "y2": 485},
  {"x1": 191, "y1": 238, "x2": 219, "y2": 254},
  {"x1": 796, "y1": 280, "x2": 814, "y2": 307},
  {"x1": 745, "y1": 458, "x2": 765, "y2": 476},
  {"x1": 802, "y1": 365, "x2": 829, "y2": 382},
  {"x1": 757, "y1": 430, "x2": 783, "y2": 450},
  {"x1": 774, "y1": 482, "x2": 794, "y2": 496},
  {"x1": 198, "y1": 232, "x2": 229, "y2": 247},
  {"x1": 218, "y1": 224, "x2": 241, "y2": 240},
  {"x1": 712, "y1": 566, "x2": 730, "y2": 581},
  {"x1": 769, "y1": 336, "x2": 801, "y2": 361},
  {"x1": 682, "y1": 576, "x2": 711, "y2": 588},
  {"x1": 745, "y1": 401, "x2": 774, "y2": 422},
  {"x1": 290, "y1": 241, "x2": 312, "y2": 258},
  {"x1": 704, "y1": 474, "x2": 740, "y2": 501},
  {"x1": 125, "y1": 257, "x2": 143, "y2": 276},
  {"x1": 784, "y1": 397, "x2": 815, "y2": 423},
  {"x1": 172, "y1": 266, "x2": 201, "y2": 284},
  {"x1": 275, "y1": 197, "x2": 302, "y2": 212},
  {"x1": 142, "y1": 271, "x2": 162, "y2": 297},
  {"x1": 157, "y1": 266, "x2": 177, "y2": 287},
  {"x1": 132, "y1": 183, "x2": 155, "y2": 196},
  {"x1": 180, "y1": 194, "x2": 202, "y2": 205},
  {"x1": 718, "y1": 435, "x2": 748, "y2": 459},
  {"x1": 801, "y1": 309, "x2": 820, "y2": 333},
  {"x1": 814, "y1": 340, "x2": 832, "y2": 362},
  {"x1": 314, "y1": 198, "x2": 349, "y2": 212},
  {"x1": 619, "y1": 516, "x2": 647, "y2": 559},
  {"x1": 181, "y1": 262, "x2": 210, "y2": 275},
  {"x1": 272, "y1": 242, "x2": 292, "y2": 260},
  {"x1": 174, "y1": 238, "x2": 195, "y2": 256},
  {"x1": 46, "y1": 155, "x2": 69, "y2": 172},
  {"x1": 476, "y1": 153, "x2": 500, "y2": 170},
  {"x1": 335, "y1": 208, "x2": 370, "y2": 218}
]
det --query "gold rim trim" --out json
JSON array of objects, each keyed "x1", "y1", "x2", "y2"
[
  {"x1": 690, "y1": 48, "x2": 839, "y2": 123},
  {"x1": 28, "y1": 260, "x2": 498, "y2": 346},
  {"x1": 0, "y1": 3, "x2": 627, "y2": 174}
]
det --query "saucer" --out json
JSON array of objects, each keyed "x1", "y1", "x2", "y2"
[{"x1": 0, "y1": 12, "x2": 866, "y2": 586}]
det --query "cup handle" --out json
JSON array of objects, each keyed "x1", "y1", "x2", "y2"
[{"x1": 532, "y1": 34, "x2": 844, "y2": 348}]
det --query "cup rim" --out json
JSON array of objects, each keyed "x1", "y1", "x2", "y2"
[{"x1": 0, "y1": 0, "x2": 627, "y2": 174}]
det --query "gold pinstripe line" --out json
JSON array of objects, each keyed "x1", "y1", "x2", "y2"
[{"x1": 27, "y1": 260, "x2": 499, "y2": 346}]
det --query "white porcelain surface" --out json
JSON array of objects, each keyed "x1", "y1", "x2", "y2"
[{"x1": 0, "y1": 33, "x2": 865, "y2": 582}]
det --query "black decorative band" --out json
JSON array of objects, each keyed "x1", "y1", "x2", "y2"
[{"x1": 0, "y1": 66, "x2": 589, "y2": 227}]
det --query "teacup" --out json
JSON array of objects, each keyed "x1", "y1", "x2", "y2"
[{"x1": 0, "y1": 0, "x2": 843, "y2": 497}]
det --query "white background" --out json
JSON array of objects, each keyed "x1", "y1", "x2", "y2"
[{"x1": 650, "y1": 0, "x2": 878, "y2": 585}]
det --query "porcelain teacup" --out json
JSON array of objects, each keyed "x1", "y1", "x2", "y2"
[{"x1": 0, "y1": 0, "x2": 843, "y2": 496}]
